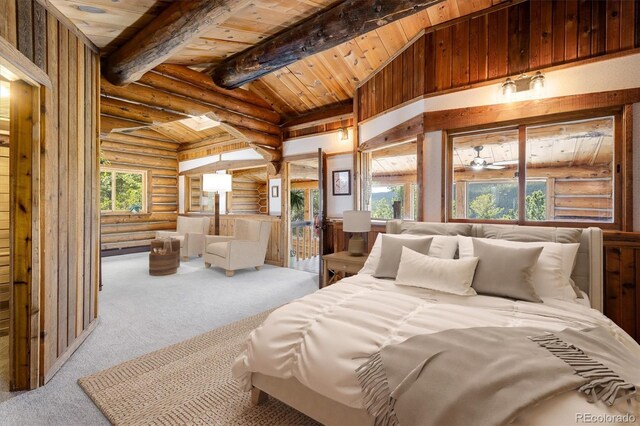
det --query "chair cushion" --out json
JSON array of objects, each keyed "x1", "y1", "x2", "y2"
[{"x1": 207, "y1": 242, "x2": 229, "y2": 258}]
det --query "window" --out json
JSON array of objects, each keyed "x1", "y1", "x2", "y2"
[
  {"x1": 100, "y1": 168, "x2": 147, "y2": 213},
  {"x1": 186, "y1": 175, "x2": 213, "y2": 213},
  {"x1": 449, "y1": 115, "x2": 617, "y2": 226},
  {"x1": 364, "y1": 141, "x2": 418, "y2": 221}
]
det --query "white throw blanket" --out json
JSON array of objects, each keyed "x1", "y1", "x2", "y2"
[{"x1": 233, "y1": 274, "x2": 640, "y2": 418}]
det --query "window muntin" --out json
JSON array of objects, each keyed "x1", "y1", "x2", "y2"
[
  {"x1": 449, "y1": 115, "x2": 616, "y2": 225},
  {"x1": 100, "y1": 168, "x2": 147, "y2": 213}
]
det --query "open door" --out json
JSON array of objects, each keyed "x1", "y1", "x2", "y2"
[{"x1": 316, "y1": 149, "x2": 327, "y2": 288}]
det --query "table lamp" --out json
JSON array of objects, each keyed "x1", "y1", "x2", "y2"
[
  {"x1": 203, "y1": 173, "x2": 232, "y2": 235},
  {"x1": 343, "y1": 210, "x2": 371, "y2": 256}
]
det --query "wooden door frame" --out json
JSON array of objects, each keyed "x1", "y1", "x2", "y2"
[{"x1": 1, "y1": 36, "x2": 50, "y2": 391}]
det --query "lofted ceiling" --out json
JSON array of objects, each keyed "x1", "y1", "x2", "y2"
[{"x1": 50, "y1": 0, "x2": 500, "y2": 120}]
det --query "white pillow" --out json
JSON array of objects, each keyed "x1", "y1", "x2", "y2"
[
  {"x1": 395, "y1": 247, "x2": 479, "y2": 296},
  {"x1": 360, "y1": 233, "x2": 458, "y2": 275},
  {"x1": 458, "y1": 236, "x2": 579, "y2": 300}
]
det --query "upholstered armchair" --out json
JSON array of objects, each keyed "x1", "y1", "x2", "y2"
[
  {"x1": 203, "y1": 219, "x2": 271, "y2": 277},
  {"x1": 156, "y1": 216, "x2": 210, "y2": 261}
]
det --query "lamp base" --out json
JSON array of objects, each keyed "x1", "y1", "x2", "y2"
[{"x1": 347, "y1": 235, "x2": 365, "y2": 256}]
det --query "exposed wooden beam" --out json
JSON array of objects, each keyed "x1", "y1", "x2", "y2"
[
  {"x1": 359, "y1": 115, "x2": 423, "y2": 152},
  {"x1": 181, "y1": 159, "x2": 269, "y2": 176},
  {"x1": 101, "y1": 78, "x2": 279, "y2": 137},
  {"x1": 138, "y1": 71, "x2": 281, "y2": 125},
  {"x1": 211, "y1": 0, "x2": 445, "y2": 88},
  {"x1": 100, "y1": 96, "x2": 188, "y2": 126},
  {"x1": 104, "y1": 0, "x2": 250, "y2": 85},
  {"x1": 282, "y1": 102, "x2": 353, "y2": 130},
  {"x1": 153, "y1": 64, "x2": 273, "y2": 110}
]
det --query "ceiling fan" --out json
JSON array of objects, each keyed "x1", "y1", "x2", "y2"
[{"x1": 469, "y1": 146, "x2": 518, "y2": 170}]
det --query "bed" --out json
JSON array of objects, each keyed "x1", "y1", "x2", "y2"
[{"x1": 233, "y1": 222, "x2": 640, "y2": 425}]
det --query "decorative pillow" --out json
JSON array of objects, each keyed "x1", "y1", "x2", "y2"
[
  {"x1": 395, "y1": 247, "x2": 479, "y2": 296},
  {"x1": 469, "y1": 239, "x2": 543, "y2": 302},
  {"x1": 360, "y1": 233, "x2": 458, "y2": 275},
  {"x1": 373, "y1": 235, "x2": 433, "y2": 279},
  {"x1": 459, "y1": 236, "x2": 579, "y2": 300}
]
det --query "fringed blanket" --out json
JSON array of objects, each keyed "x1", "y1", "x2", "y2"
[{"x1": 356, "y1": 326, "x2": 640, "y2": 426}]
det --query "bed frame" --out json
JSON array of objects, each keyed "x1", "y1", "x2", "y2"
[{"x1": 251, "y1": 222, "x2": 604, "y2": 425}]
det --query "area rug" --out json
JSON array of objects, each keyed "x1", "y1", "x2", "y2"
[{"x1": 78, "y1": 311, "x2": 318, "y2": 425}]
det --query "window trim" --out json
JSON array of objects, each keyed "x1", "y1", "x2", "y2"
[
  {"x1": 445, "y1": 110, "x2": 623, "y2": 230},
  {"x1": 100, "y1": 167, "x2": 150, "y2": 215}
]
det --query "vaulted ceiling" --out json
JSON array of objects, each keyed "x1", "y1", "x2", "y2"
[{"x1": 51, "y1": 0, "x2": 501, "y2": 119}]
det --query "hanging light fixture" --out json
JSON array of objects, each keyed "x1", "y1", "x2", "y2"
[
  {"x1": 501, "y1": 78, "x2": 517, "y2": 99},
  {"x1": 337, "y1": 127, "x2": 349, "y2": 142},
  {"x1": 529, "y1": 71, "x2": 545, "y2": 94}
]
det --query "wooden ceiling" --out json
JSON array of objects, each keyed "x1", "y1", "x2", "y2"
[{"x1": 50, "y1": 0, "x2": 501, "y2": 119}]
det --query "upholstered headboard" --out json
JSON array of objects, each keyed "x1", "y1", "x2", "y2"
[{"x1": 386, "y1": 221, "x2": 604, "y2": 312}]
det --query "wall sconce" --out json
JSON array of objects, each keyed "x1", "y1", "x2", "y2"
[
  {"x1": 500, "y1": 72, "x2": 546, "y2": 101},
  {"x1": 337, "y1": 128, "x2": 349, "y2": 142}
]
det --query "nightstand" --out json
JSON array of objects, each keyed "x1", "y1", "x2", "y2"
[{"x1": 322, "y1": 251, "x2": 368, "y2": 288}]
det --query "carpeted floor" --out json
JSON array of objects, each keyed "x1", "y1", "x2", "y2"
[
  {"x1": 79, "y1": 310, "x2": 318, "y2": 425},
  {"x1": 0, "y1": 253, "x2": 318, "y2": 425}
]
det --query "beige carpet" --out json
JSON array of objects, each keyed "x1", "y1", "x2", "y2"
[{"x1": 79, "y1": 311, "x2": 319, "y2": 425}]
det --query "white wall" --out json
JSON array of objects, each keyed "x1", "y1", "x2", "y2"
[
  {"x1": 360, "y1": 53, "x2": 640, "y2": 226},
  {"x1": 424, "y1": 131, "x2": 443, "y2": 222},
  {"x1": 283, "y1": 129, "x2": 353, "y2": 157},
  {"x1": 326, "y1": 154, "x2": 355, "y2": 218},
  {"x1": 268, "y1": 178, "x2": 282, "y2": 216}
]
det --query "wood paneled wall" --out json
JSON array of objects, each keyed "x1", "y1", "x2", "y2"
[
  {"x1": 0, "y1": 147, "x2": 8, "y2": 337},
  {"x1": 1, "y1": 0, "x2": 101, "y2": 386},
  {"x1": 358, "y1": 0, "x2": 640, "y2": 122},
  {"x1": 603, "y1": 232, "x2": 640, "y2": 343},
  {"x1": 100, "y1": 133, "x2": 180, "y2": 251}
]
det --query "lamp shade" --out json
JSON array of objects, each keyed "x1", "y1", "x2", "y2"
[
  {"x1": 203, "y1": 173, "x2": 232, "y2": 193},
  {"x1": 343, "y1": 210, "x2": 371, "y2": 233}
]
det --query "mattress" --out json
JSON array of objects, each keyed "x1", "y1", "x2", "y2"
[{"x1": 233, "y1": 273, "x2": 640, "y2": 423}]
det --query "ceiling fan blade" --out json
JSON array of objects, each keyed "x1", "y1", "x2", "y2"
[
  {"x1": 492, "y1": 160, "x2": 519, "y2": 166},
  {"x1": 486, "y1": 165, "x2": 506, "y2": 170}
]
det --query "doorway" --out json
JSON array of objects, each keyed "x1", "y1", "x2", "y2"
[{"x1": 288, "y1": 157, "x2": 320, "y2": 274}]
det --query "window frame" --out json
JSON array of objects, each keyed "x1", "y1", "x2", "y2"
[
  {"x1": 363, "y1": 138, "x2": 423, "y2": 222},
  {"x1": 100, "y1": 167, "x2": 150, "y2": 215},
  {"x1": 445, "y1": 109, "x2": 623, "y2": 230}
]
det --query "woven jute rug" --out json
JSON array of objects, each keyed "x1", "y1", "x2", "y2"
[{"x1": 78, "y1": 311, "x2": 319, "y2": 425}]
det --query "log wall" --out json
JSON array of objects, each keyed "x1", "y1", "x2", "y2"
[
  {"x1": 100, "y1": 133, "x2": 180, "y2": 251},
  {"x1": 0, "y1": 0, "x2": 101, "y2": 386},
  {"x1": 358, "y1": 0, "x2": 640, "y2": 122}
]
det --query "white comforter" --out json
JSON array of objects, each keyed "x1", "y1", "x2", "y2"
[{"x1": 233, "y1": 274, "x2": 640, "y2": 423}]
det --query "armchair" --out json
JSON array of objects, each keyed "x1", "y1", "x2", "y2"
[
  {"x1": 156, "y1": 216, "x2": 210, "y2": 261},
  {"x1": 203, "y1": 219, "x2": 271, "y2": 277}
]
